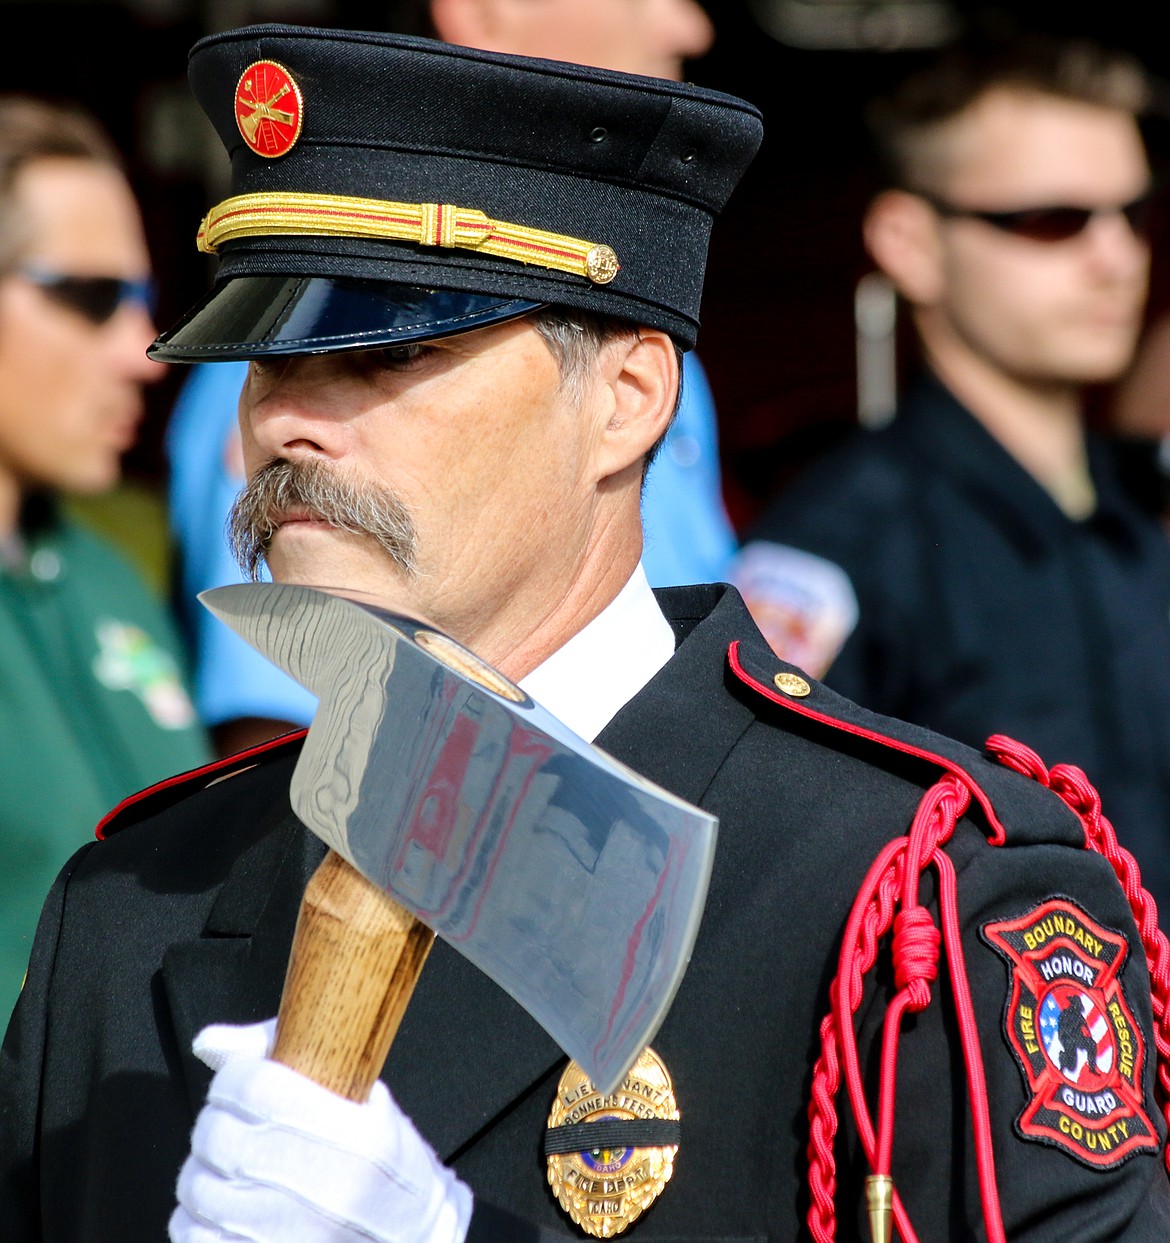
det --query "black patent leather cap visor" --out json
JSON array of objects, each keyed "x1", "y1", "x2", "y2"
[{"x1": 148, "y1": 274, "x2": 543, "y2": 362}]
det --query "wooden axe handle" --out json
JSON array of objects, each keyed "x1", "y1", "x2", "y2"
[{"x1": 272, "y1": 848, "x2": 435, "y2": 1101}]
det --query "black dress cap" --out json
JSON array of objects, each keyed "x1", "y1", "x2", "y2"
[{"x1": 149, "y1": 25, "x2": 763, "y2": 360}]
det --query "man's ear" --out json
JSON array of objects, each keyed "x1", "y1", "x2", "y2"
[
  {"x1": 863, "y1": 190, "x2": 945, "y2": 306},
  {"x1": 595, "y1": 330, "x2": 679, "y2": 482}
]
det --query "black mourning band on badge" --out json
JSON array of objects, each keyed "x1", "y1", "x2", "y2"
[{"x1": 543, "y1": 1118, "x2": 682, "y2": 1156}]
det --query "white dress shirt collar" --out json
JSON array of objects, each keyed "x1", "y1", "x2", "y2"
[{"x1": 519, "y1": 565, "x2": 675, "y2": 742}]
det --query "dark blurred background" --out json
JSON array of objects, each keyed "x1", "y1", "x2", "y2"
[{"x1": 4, "y1": 0, "x2": 1170, "y2": 535}]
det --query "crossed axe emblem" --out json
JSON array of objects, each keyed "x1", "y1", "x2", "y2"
[{"x1": 238, "y1": 79, "x2": 295, "y2": 145}]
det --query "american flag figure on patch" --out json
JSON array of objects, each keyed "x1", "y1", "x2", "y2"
[{"x1": 1039, "y1": 982, "x2": 1116, "y2": 1086}]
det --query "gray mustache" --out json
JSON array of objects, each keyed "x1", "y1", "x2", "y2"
[{"x1": 228, "y1": 459, "x2": 418, "y2": 581}]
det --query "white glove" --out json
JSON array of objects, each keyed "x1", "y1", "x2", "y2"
[{"x1": 169, "y1": 1019, "x2": 473, "y2": 1243}]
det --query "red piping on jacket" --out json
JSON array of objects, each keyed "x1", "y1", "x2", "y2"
[
  {"x1": 727, "y1": 640, "x2": 1007, "y2": 845},
  {"x1": 95, "y1": 729, "x2": 309, "y2": 840}
]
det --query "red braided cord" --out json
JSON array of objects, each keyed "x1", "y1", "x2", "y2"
[
  {"x1": 870, "y1": 787, "x2": 953, "y2": 1179},
  {"x1": 985, "y1": 734, "x2": 1170, "y2": 1176},
  {"x1": 807, "y1": 1008, "x2": 842, "y2": 1242},
  {"x1": 834, "y1": 842, "x2": 918, "y2": 1243},
  {"x1": 875, "y1": 910, "x2": 938, "y2": 1173},
  {"x1": 807, "y1": 776, "x2": 1007, "y2": 1243},
  {"x1": 934, "y1": 843, "x2": 1007, "y2": 1243},
  {"x1": 807, "y1": 839, "x2": 908, "y2": 1242}
]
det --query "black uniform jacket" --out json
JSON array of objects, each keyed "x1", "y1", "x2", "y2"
[
  {"x1": 741, "y1": 374, "x2": 1170, "y2": 926},
  {"x1": 3, "y1": 586, "x2": 1170, "y2": 1241}
]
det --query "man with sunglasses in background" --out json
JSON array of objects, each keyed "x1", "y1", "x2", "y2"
[
  {"x1": 0, "y1": 96, "x2": 210, "y2": 1020},
  {"x1": 730, "y1": 32, "x2": 1170, "y2": 925}
]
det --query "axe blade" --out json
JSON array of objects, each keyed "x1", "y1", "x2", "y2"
[{"x1": 201, "y1": 582, "x2": 717, "y2": 1092}]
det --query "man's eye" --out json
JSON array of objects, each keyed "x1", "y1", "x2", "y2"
[
  {"x1": 371, "y1": 343, "x2": 430, "y2": 369},
  {"x1": 247, "y1": 356, "x2": 290, "y2": 383}
]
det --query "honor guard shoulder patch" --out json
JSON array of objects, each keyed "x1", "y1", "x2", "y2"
[
  {"x1": 545, "y1": 1047, "x2": 679, "y2": 1237},
  {"x1": 982, "y1": 897, "x2": 1158, "y2": 1169}
]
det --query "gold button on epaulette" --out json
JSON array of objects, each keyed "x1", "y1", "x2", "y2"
[{"x1": 774, "y1": 671, "x2": 811, "y2": 697}]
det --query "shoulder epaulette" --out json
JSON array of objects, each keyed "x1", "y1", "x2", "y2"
[
  {"x1": 96, "y1": 728, "x2": 308, "y2": 840},
  {"x1": 726, "y1": 639, "x2": 1009, "y2": 843}
]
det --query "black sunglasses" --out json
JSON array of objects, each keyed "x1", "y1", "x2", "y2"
[
  {"x1": 921, "y1": 192, "x2": 1155, "y2": 243},
  {"x1": 18, "y1": 265, "x2": 158, "y2": 325}
]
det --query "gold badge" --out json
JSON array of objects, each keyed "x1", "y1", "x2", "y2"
[{"x1": 545, "y1": 1047, "x2": 679, "y2": 1238}]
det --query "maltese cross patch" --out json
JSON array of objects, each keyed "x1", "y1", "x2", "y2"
[{"x1": 982, "y1": 897, "x2": 1158, "y2": 1169}]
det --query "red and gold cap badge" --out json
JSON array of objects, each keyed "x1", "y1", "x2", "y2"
[
  {"x1": 235, "y1": 61, "x2": 303, "y2": 158},
  {"x1": 545, "y1": 1047, "x2": 679, "y2": 1237},
  {"x1": 983, "y1": 897, "x2": 1158, "y2": 1169}
]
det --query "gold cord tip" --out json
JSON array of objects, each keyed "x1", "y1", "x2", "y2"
[{"x1": 865, "y1": 1174, "x2": 894, "y2": 1243}]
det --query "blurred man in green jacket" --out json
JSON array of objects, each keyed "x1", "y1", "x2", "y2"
[{"x1": 0, "y1": 96, "x2": 210, "y2": 1018}]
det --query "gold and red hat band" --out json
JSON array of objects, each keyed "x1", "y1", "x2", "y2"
[{"x1": 196, "y1": 190, "x2": 621, "y2": 286}]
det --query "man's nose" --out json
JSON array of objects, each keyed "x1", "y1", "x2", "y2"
[
  {"x1": 1083, "y1": 208, "x2": 1151, "y2": 279},
  {"x1": 241, "y1": 355, "x2": 355, "y2": 461},
  {"x1": 663, "y1": 0, "x2": 714, "y2": 63}
]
